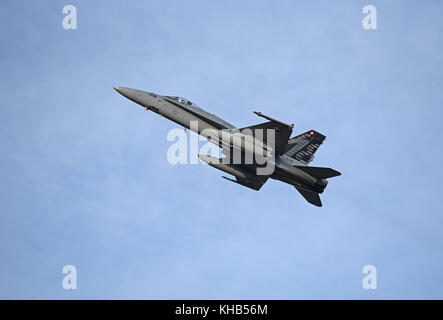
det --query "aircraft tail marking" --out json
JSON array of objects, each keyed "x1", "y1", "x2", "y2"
[{"x1": 284, "y1": 130, "x2": 325, "y2": 165}]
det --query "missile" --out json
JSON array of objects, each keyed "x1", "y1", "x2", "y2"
[{"x1": 198, "y1": 154, "x2": 255, "y2": 180}]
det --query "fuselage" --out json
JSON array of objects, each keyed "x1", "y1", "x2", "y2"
[{"x1": 114, "y1": 86, "x2": 327, "y2": 193}]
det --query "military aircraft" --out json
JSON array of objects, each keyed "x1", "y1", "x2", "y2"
[{"x1": 114, "y1": 86, "x2": 341, "y2": 206}]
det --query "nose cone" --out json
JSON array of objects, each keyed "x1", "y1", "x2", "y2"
[
  {"x1": 114, "y1": 85, "x2": 150, "y2": 105},
  {"x1": 113, "y1": 86, "x2": 142, "y2": 100}
]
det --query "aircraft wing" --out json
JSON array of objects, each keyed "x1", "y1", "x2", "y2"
[{"x1": 239, "y1": 112, "x2": 294, "y2": 156}]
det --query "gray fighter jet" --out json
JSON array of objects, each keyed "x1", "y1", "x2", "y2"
[{"x1": 114, "y1": 86, "x2": 341, "y2": 207}]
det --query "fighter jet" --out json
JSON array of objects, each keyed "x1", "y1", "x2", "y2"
[{"x1": 114, "y1": 86, "x2": 341, "y2": 206}]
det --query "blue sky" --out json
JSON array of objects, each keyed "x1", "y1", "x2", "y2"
[{"x1": 1, "y1": 0, "x2": 443, "y2": 299}]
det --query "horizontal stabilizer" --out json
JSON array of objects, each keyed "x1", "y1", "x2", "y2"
[
  {"x1": 294, "y1": 166, "x2": 341, "y2": 179},
  {"x1": 295, "y1": 187, "x2": 322, "y2": 207}
]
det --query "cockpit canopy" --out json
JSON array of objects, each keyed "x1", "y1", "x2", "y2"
[{"x1": 167, "y1": 96, "x2": 197, "y2": 107}]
